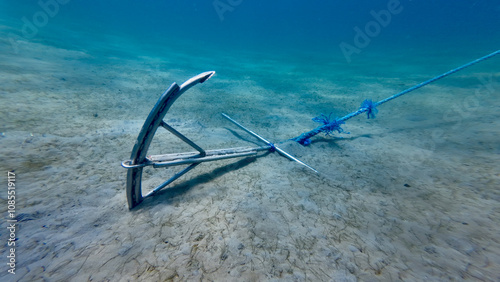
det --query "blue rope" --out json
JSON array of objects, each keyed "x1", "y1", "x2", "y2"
[
  {"x1": 360, "y1": 99, "x2": 378, "y2": 119},
  {"x1": 269, "y1": 143, "x2": 276, "y2": 152},
  {"x1": 293, "y1": 50, "x2": 500, "y2": 145},
  {"x1": 375, "y1": 50, "x2": 500, "y2": 108}
]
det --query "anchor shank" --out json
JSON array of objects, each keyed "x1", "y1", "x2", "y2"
[{"x1": 150, "y1": 146, "x2": 271, "y2": 167}]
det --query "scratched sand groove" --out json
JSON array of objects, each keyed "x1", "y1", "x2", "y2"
[{"x1": 1, "y1": 28, "x2": 500, "y2": 281}]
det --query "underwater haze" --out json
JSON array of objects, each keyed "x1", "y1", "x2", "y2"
[
  {"x1": 4, "y1": 1, "x2": 500, "y2": 59},
  {"x1": 1, "y1": 0, "x2": 500, "y2": 281}
]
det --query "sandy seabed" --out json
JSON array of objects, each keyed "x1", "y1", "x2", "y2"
[{"x1": 1, "y1": 25, "x2": 500, "y2": 281}]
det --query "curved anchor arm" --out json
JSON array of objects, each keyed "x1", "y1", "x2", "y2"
[{"x1": 125, "y1": 71, "x2": 215, "y2": 209}]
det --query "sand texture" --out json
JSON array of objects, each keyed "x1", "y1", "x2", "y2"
[{"x1": 1, "y1": 26, "x2": 500, "y2": 281}]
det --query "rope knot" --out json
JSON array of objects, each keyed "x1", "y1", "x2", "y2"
[{"x1": 360, "y1": 99, "x2": 378, "y2": 119}]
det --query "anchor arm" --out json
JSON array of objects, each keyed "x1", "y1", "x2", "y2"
[{"x1": 124, "y1": 71, "x2": 215, "y2": 209}]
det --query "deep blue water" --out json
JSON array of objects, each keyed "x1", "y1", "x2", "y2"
[{"x1": 2, "y1": 0, "x2": 499, "y2": 61}]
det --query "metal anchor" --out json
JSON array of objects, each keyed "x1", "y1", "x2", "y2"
[{"x1": 122, "y1": 71, "x2": 317, "y2": 209}]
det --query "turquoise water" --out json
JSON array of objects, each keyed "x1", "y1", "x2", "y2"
[
  {"x1": 1, "y1": 1, "x2": 499, "y2": 281},
  {"x1": 3, "y1": 1, "x2": 499, "y2": 62}
]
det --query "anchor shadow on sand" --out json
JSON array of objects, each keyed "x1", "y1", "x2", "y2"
[{"x1": 131, "y1": 153, "x2": 270, "y2": 210}]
